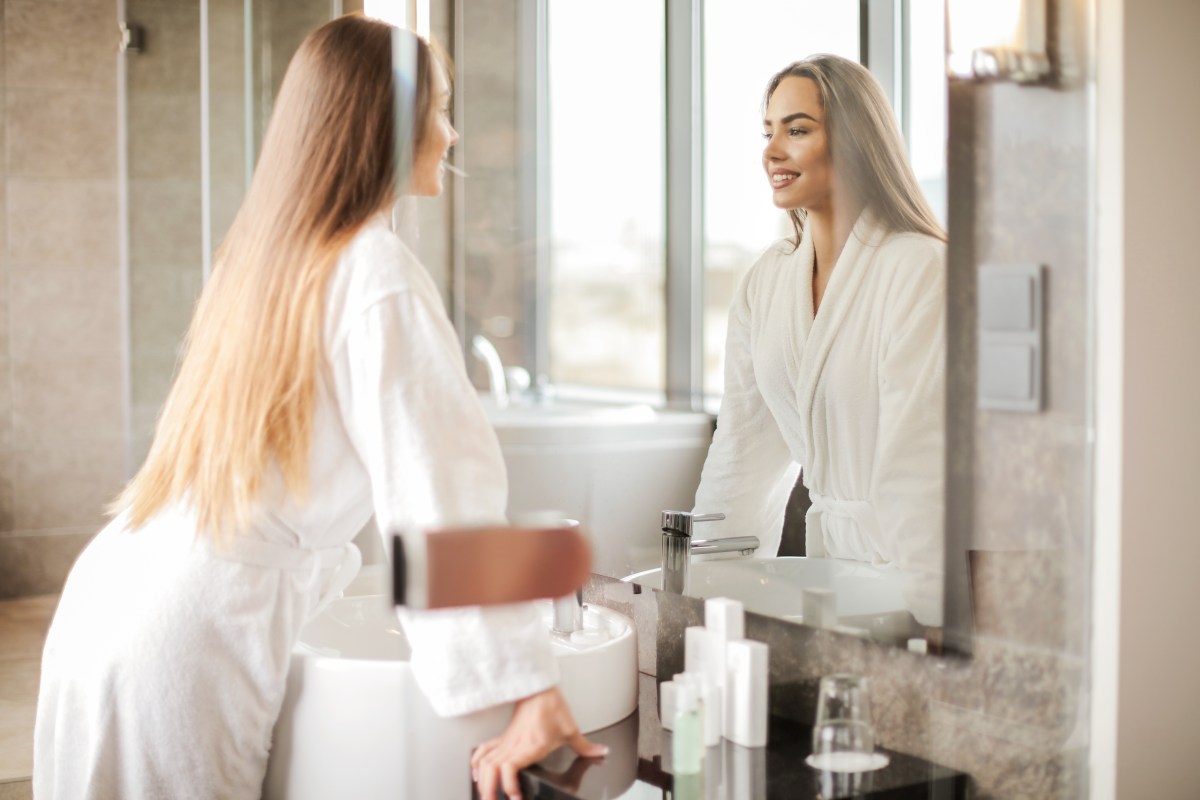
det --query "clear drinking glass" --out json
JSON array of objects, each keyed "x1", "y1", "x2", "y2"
[{"x1": 805, "y1": 674, "x2": 889, "y2": 773}]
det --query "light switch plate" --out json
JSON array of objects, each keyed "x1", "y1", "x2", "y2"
[{"x1": 978, "y1": 264, "x2": 1043, "y2": 412}]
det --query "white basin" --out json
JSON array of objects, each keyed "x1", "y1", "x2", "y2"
[
  {"x1": 264, "y1": 568, "x2": 637, "y2": 800},
  {"x1": 480, "y1": 395, "x2": 713, "y2": 578},
  {"x1": 625, "y1": 557, "x2": 916, "y2": 635}
]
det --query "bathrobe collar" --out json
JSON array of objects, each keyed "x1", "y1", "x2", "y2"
[{"x1": 794, "y1": 208, "x2": 891, "y2": 460}]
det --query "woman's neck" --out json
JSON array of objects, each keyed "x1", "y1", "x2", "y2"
[{"x1": 807, "y1": 197, "x2": 864, "y2": 312}]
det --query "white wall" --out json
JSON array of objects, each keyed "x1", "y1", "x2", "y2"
[{"x1": 1093, "y1": 0, "x2": 1200, "y2": 795}]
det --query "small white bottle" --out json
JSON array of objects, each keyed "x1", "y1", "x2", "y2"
[
  {"x1": 726, "y1": 639, "x2": 769, "y2": 748},
  {"x1": 659, "y1": 679, "x2": 678, "y2": 731},
  {"x1": 672, "y1": 681, "x2": 703, "y2": 776}
]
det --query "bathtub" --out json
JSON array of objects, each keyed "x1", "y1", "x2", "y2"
[{"x1": 480, "y1": 395, "x2": 714, "y2": 577}]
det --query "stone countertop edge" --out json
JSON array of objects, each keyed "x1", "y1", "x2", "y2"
[{"x1": 469, "y1": 672, "x2": 968, "y2": 799}]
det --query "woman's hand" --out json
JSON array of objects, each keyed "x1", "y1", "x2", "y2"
[{"x1": 470, "y1": 686, "x2": 608, "y2": 800}]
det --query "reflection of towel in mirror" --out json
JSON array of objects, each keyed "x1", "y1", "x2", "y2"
[
  {"x1": 692, "y1": 209, "x2": 945, "y2": 626},
  {"x1": 34, "y1": 215, "x2": 557, "y2": 798}
]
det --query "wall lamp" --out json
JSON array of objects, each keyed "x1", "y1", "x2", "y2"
[{"x1": 947, "y1": 0, "x2": 1054, "y2": 84}]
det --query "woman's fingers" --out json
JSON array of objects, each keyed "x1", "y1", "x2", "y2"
[
  {"x1": 470, "y1": 736, "x2": 499, "y2": 773},
  {"x1": 566, "y1": 731, "x2": 608, "y2": 758},
  {"x1": 471, "y1": 688, "x2": 609, "y2": 799},
  {"x1": 500, "y1": 760, "x2": 522, "y2": 800}
]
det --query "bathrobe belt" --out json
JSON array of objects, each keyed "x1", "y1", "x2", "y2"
[
  {"x1": 199, "y1": 534, "x2": 363, "y2": 617},
  {"x1": 804, "y1": 491, "x2": 890, "y2": 565}
]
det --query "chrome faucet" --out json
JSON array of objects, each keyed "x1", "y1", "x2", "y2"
[
  {"x1": 551, "y1": 588, "x2": 584, "y2": 635},
  {"x1": 471, "y1": 334, "x2": 508, "y2": 408},
  {"x1": 660, "y1": 510, "x2": 760, "y2": 594}
]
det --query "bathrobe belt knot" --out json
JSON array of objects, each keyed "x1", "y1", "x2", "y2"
[
  {"x1": 199, "y1": 535, "x2": 363, "y2": 617},
  {"x1": 804, "y1": 492, "x2": 890, "y2": 566}
]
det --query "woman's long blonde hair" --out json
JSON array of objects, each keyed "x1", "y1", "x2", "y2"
[
  {"x1": 118, "y1": 16, "x2": 440, "y2": 537},
  {"x1": 765, "y1": 54, "x2": 946, "y2": 244}
]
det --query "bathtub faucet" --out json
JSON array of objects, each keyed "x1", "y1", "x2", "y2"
[
  {"x1": 660, "y1": 510, "x2": 760, "y2": 594},
  {"x1": 471, "y1": 335, "x2": 508, "y2": 409}
]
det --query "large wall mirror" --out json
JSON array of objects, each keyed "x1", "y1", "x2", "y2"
[{"x1": 121, "y1": 0, "x2": 951, "y2": 654}]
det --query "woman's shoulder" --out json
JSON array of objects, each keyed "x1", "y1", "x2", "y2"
[
  {"x1": 334, "y1": 215, "x2": 433, "y2": 302},
  {"x1": 325, "y1": 215, "x2": 440, "y2": 343},
  {"x1": 745, "y1": 236, "x2": 802, "y2": 279},
  {"x1": 877, "y1": 229, "x2": 946, "y2": 265}
]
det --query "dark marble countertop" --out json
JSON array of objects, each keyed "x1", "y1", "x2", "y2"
[{"x1": 475, "y1": 675, "x2": 967, "y2": 800}]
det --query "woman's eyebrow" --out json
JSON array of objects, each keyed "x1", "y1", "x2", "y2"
[{"x1": 763, "y1": 111, "x2": 819, "y2": 126}]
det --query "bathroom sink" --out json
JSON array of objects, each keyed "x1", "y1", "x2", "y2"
[
  {"x1": 264, "y1": 567, "x2": 637, "y2": 800},
  {"x1": 625, "y1": 556, "x2": 917, "y2": 636}
]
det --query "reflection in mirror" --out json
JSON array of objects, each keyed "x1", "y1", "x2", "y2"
[
  {"x1": 687, "y1": 51, "x2": 947, "y2": 641},
  {"x1": 123, "y1": 0, "x2": 948, "y2": 650}
]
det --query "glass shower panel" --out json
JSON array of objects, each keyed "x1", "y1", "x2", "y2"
[
  {"x1": 122, "y1": 0, "x2": 341, "y2": 466},
  {"x1": 124, "y1": 0, "x2": 206, "y2": 464}
]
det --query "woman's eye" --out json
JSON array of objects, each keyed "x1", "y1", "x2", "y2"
[
  {"x1": 789, "y1": 128, "x2": 808, "y2": 136},
  {"x1": 761, "y1": 132, "x2": 772, "y2": 141}
]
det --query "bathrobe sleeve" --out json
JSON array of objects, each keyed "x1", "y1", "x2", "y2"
[
  {"x1": 332, "y1": 282, "x2": 560, "y2": 717},
  {"x1": 873, "y1": 243, "x2": 946, "y2": 626},
  {"x1": 693, "y1": 261, "x2": 801, "y2": 551}
]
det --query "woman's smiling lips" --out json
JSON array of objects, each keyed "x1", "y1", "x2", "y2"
[{"x1": 770, "y1": 169, "x2": 799, "y2": 189}]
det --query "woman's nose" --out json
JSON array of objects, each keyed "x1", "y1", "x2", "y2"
[
  {"x1": 762, "y1": 133, "x2": 782, "y2": 160},
  {"x1": 449, "y1": 124, "x2": 460, "y2": 146}
]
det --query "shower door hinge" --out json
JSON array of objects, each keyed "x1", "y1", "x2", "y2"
[{"x1": 119, "y1": 22, "x2": 144, "y2": 54}]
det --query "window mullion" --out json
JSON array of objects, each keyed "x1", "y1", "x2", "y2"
[{"x1": 665, "y1": 0, "x2": 704, "y2": 410}]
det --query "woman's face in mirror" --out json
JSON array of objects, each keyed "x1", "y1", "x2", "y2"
[
  {"x1": 409, "y1": 64, "x2": 458, "y2": 197},
  {"x1": 762, "y1": 76, "x2": 833, "y2": 214}
]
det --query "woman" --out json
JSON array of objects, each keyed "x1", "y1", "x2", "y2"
[
  {"x1": 34, "y1": 16, "x2": 601, "y2": 800},
  {"x1": 692, "y1": 54, "x2": 947, "y2": 627}
]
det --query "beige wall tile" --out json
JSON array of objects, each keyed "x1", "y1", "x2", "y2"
[
  {"x1": 11, "y1": 353, "x2": 124, "y2": 451},
  {"x1": 208, "y1": 89, "x2": 248, "y2": 189},
  {"x1": 0, "y1": 529, "x2": 96, "y2": 599},
  {"x1": 207, "y1": 1, "x2": 247, "y2": 94},
  {"x1": 129, "y1": 262, "x2": 200, "y2": 413},
  {"x1": 5, "y1": 89, "x2": 116, "y2": 179},
  {"x1": 124, "y1": 2, "x2": 201, "y2": 95},
  {"x1": 130, "y1": 342, "x2": 177, "y2": 413},
  {"x1": 0, "y1": 446, "x2": 13, "y2": 532},
  {"x1": 3, "y1": 0, "x2": 115, "y2": 93},
  {"x1": 12, "y1": 441, "x2": 124, "y2": 531},
  {"x1": 0, "y1": 780, "x2": 32, "y2": 799},
  {"x1": 6, "y1": 178, "x2": 118, "y2": 268},
  {"x1": 127, "y1": 178, "x2": 201, "y2": 270},
  {"x1": 126, "y1": 90, "x2": 200, "y2": 181},
  {"x1": 8, "y1": 266, "x2": 121, "y2": 361}
]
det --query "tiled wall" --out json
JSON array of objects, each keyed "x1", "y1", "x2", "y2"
[
  {"x1": 0, "y1": 0, "x2": 356, "y2": 598},
  {"x1": 0, "y1": 0, "x2": 125, "y2": 597}
]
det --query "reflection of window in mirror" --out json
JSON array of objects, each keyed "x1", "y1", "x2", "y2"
[
  {"x1": 547, "y1": 1, "x2": 666, "y2": 394},
  {"x1": 908, "y1": 1, "x2": 949, "y2": 229}
]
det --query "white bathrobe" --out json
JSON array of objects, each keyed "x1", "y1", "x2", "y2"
[
  {"x1": 34, "y1": 214, "x2": 558, "y2": 799},
  {"x1": 693, "y1": 210, "x2": 946, "y2": 626}
]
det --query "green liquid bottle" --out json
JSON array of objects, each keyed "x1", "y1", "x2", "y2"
[{"x1": 672, "y1": 682, "x2": 703, "y2": 776}]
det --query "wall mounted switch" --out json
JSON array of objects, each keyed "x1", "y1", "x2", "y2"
[{"x1": 978, "y1": 264, "x2": 1044, "y2": 412}]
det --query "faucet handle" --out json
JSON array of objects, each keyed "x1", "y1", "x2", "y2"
[{"x1": 661, "y1": 510, "x2": 725, "y2": 536}]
